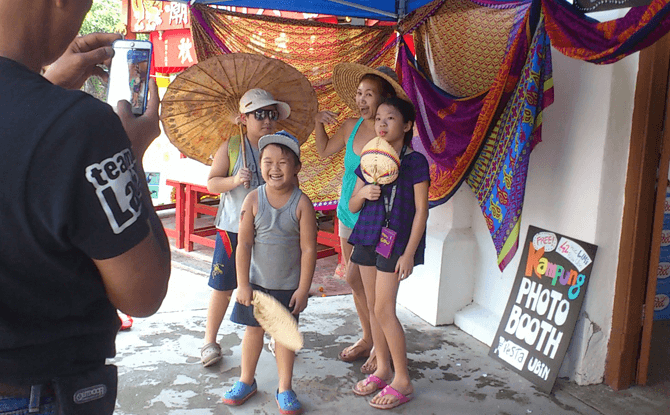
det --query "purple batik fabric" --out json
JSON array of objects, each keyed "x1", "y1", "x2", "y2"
[
  {"x1": 401, "y1": 58, "x2": 485, "y2": 170},
  {"x1": 543, "y1": 0, "x2": 670, "y2": 64}
]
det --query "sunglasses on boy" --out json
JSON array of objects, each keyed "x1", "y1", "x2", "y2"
[{"x1": 249, "y1": 109, "x2": 280, "y2": 121}]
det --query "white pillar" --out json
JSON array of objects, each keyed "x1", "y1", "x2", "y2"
[{"x1": 397, "y1": 187, "x2": 477, "y2": 326}]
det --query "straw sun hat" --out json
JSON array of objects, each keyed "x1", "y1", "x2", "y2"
[
  {"x1": 332, "y1": 63, "x2": 409, "y2": 112},
  {"x1": 360, "y1": 136, "x2": 401, "y2": 185}
]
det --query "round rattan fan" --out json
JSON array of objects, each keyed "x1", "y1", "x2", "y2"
[
  {"x1": 252, "y1": 290, "x2": 303, "y2": 352},
  {"x1": 360, "y1": 137, "x2": 400, "y2": 185},
  {"x1": 160, "y1": 53, "x2": 318, "y2": 165}
]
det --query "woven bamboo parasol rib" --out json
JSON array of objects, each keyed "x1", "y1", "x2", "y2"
[{"x1": 160, "y1": 53, "x2": 318, "y2": 165}]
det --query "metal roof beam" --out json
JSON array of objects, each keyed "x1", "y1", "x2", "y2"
[{"x1": 324, "y1": 0, "x2": 397, "y2": 19}]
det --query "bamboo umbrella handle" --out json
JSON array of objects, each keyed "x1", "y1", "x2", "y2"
[{"x1": 238, "y1": 123, "x2": 249, "y2": 189}]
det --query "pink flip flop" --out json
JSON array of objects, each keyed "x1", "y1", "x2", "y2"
[
  {"x1": 352, "y1": 375, "x2": 387, "y2": 396},
  {"x1": 369, "y1": 385, "x2": 414, "y2": 410}
]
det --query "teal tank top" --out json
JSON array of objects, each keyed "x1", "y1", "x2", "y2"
[{"x1": 337, "y1": 118, "x2": 364, "y2": 229}]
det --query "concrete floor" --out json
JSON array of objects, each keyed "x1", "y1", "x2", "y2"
[{"x1": 109, "y1": 232, "x2": 670, "y2": 414}]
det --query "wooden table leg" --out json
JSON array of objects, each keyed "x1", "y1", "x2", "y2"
[
  {"x1": 184, "y1": 183, "x2": 196, "y2": 252},
  {"x1": 174, "y1": 182, "x2": 186, "y2": 249},
  {"x1": 165, "y1": 180, "x2": 186, "y2": 250}
]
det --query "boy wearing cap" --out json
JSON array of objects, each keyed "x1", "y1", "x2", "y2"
[
  {"x1": 222, "y1": 131, "x2": 316, "y2": 415},
  {"x1": 201, "y1": 89, "x2": 291, "y2": 367}
]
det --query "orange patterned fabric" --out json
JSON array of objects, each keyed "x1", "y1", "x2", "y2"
[
  {"x1": 413, "y1": 0, "x2": 526, "y2": 97},
  {"x1": 189, "y1": 4, "x2": 396, "y2": 206}
]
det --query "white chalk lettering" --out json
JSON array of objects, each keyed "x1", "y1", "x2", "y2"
[{"x1": 527, "y1": 357, "x2": 551, "y2": 381}]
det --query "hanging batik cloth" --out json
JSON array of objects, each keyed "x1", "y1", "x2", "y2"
[
  {"x1": 188, "y1": 4, "x2": 397, "y2": 207},
  {"x1": 399, "y1": 0, "x2": 553, "y2": 270},
  {"x1": 466, "y1": 16, "x2": 553, "y2": 270},
  {"x1": 399, "y1": 0, "x2": 534, "y2": 200},
  {"x1": 542, "y1": 0, "x2": 670, "y2": 64}
]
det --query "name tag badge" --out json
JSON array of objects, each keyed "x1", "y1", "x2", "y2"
[{"x1": 376, "y1": 227, "x2": 397, "y2": 258}]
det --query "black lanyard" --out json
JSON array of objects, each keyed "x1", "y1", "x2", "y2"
[{"x1": 383, "y1": 145, "x2": 407, "y2": 227}]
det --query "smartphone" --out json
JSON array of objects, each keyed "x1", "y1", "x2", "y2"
[{"x1": 106, "y1": 39, "x2": 152, "y2": 116}]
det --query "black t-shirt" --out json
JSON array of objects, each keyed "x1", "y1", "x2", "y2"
[{"x1": 0, "y1": 57, "x2": 150, "y2": 383}]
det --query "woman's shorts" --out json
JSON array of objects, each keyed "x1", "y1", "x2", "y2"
[
  {"x1": 230, "y1": 284, "x2": 299, "y2": 327},
  {"x1": 338, "y1": 221, "x2": 354, "y2": 239},
  {"x1": 350, "y1": 244, "x2": 401, "y2": 273},
  {"x1": 208, "y1": 230, "x2": 238, "y2": 291}
]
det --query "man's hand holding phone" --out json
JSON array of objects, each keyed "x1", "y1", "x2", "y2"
[
  {"x1": 44, "y1": 33, "x2": 121, "y2": 89},
  {"x1": 106, "y1": 40, "x2": 153, "y2": 116},
  {"x1": 117, "y1": 78, "x2": 161, "y2": 160}
]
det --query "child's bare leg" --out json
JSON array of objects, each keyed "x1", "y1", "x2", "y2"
[
  {"x1": 204, "y1": 289, "x2": 232, "y2": 344},
  {"x1": 275, "y1": 341, "x2": 296, "y2": 392},
  {"x1": 341, "y1": 239, "x2": 373, "y2": 360},
  {"x1": 354, "y1": 265, "x2": 393, "y2": 394},
  {"x1": 371, "y1": 270, "x2": 413, "y2": 406},
  {"x1": 240, "y1": 326, "x2": 265, "y2": 385}
]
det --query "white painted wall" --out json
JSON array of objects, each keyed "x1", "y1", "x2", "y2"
[
  {"x1": 400, "y1": 10, "x2": 640, "y2": 386},
  {"x1": 463, "y1": 49, "x2": 638, "y2": 384}
]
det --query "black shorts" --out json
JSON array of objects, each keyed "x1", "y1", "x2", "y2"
[
  {"x1": 230, "y1": 284, "x2": 299, "y2": 327},
  {"x1": 350, "y1": 244, "x2": 401, "y2": 273}
]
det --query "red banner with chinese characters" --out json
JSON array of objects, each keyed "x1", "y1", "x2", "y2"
[
  {"x1": 151, "y1": 29, "x2": 197, "y2": 73},
  {"x1": 131, "y1": 0, "x2": 191, "y2": 32},
  {"x1": 131, "y1": 1, "x2": 337, "y2": 33}
]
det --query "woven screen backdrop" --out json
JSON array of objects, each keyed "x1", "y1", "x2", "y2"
[{"x1": 190, "y1": 5, "x2": 397, "y2": 206}]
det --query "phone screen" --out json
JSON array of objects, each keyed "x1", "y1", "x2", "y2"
[{"x1": 107, "y1": 40, "x2": 152, "y2": 115}]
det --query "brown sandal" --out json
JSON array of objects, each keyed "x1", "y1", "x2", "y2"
[
  {"x1": 360, "y1": 353, "x2": 377, "y2": 374},
  {"x1": 361, "y1": 350, "x2": 393, "y2": 374},
  {"x1": 338, "y1": 339, "x2": 371, "y2": 362}
]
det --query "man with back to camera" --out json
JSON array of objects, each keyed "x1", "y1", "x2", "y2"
[{"x1": 0, "y1": 1, "x2": 171, "y2": 414}]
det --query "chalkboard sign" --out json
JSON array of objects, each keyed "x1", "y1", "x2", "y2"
[
  {"x1": 574, "y1": 0, "x2": 652, "y2": 13},
  {"x1": 488, "y1": 225, "x2": 598, "y2": 393}
]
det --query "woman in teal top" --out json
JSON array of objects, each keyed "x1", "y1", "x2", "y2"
[{"x1": 314, "y1": 63, "x2": 408, "y2": 374}]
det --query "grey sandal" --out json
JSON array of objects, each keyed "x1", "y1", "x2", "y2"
[{"x1": 201, "y1": 342, "x2": 222, "y2": 367}]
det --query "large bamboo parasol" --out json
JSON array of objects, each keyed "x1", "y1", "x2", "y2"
[{"x1": 160, "y1": 53, "x2": 318, "y2": 165}]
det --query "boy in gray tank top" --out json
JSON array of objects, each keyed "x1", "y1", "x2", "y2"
[
  {"x1": 201, "y1": 89, "x2": 291, "y2": 368},
  {"x1": 223, "y1": 131, "x2": 317, "y2": 415}
]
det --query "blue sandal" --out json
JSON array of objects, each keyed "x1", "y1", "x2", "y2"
[
  {"x1": 275, "y1": 389, "x2": 304, "y2": 415},
  {"x1": 222, "y1": 379, "x2": 257, "y2": 406}
]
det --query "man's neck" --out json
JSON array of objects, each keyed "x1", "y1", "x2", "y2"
[{"x1": 0, "y1": 6, "x2": 50, "y2": 73}]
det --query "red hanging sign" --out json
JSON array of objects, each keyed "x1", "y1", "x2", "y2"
[{"x1": 151, "y1": 29, "x2": 198, "y2": 73}]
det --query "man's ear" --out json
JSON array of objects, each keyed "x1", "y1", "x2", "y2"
[{"x1": 404, "y1": 120, "x2": 413, "y2": 133}]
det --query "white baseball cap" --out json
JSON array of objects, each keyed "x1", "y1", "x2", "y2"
[
  {"x1": 239, "y1": 88, "x2": 291, "y2": 120},
  {"x1": 259, "y1": 130, "x2": 301, "y2": 159}
]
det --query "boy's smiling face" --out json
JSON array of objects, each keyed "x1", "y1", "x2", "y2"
[{"x1": 260, "y1": 144, "x2": 300, "y2": 190}]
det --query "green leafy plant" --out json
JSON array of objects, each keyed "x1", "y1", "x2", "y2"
[{"x1": 80, "y1": 0, "x2": 122, "y2": 100}]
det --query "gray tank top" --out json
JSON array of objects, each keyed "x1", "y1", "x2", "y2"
[
  {"x1": 250, "y1": 184, "x2": 303, "y2": 290},
  {"x1": 214, "y1": 138, "x2": 264, "y2": 233}
]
